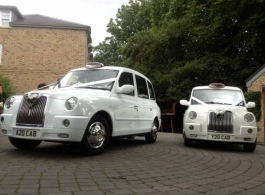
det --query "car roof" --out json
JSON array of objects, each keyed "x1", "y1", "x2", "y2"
[
  {"x1": 193, "y1": 86, "x2": 241, "y2": 91},
  {"x1": 69, "y1": 66, "x2": 150, "y2": 82},
  {"x1": 71, "y1": 66, "x2": 122, "y2": 71}
]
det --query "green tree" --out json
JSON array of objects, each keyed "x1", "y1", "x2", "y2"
[
  {"x1": 93, "y1": 0, "x2": 151, "y2": 67},
  {"x1": 124, "y1": 0, "x2": 265, "y2": 102},
  {"x1": 94, "y1": 0, "x2": 265, "y2": 104},
  {"x1": 0, "y1": 74, "x2": 16, "y2": 113}
]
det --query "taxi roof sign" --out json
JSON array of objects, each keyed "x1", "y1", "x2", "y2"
[
  {"x1": 209, "y1": 83, "x2": 225, "y2": 88},
  {"x1": 86, "y1": 62, "x2": 104, "y2": 69}
]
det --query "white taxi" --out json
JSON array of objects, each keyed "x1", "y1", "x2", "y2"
[
  {"x1": 0, "y1": 62, "x2": 161, "y2": 155},
  {"x1": 180, "y1": 83, "x2": 257, "y2": 152}
]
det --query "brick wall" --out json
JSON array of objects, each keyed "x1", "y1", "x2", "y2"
[
  {"x1": 248, "y1": 73, "x2": 265, "y2": 143},
  {"x1": 0, "y1": 27, "x2": 88, "y2": 94}
]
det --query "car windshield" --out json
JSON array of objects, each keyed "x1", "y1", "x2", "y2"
[
  {"x1": 191, "y1": 89, "x2": 244, "y2": 106},
  {"x1": 56, "y1": 69, "x2": 119, "y2": 90}
]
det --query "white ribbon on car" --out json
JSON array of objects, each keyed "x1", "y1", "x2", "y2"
[
  {"x1": 224, "y1": 98, "x2": 244, "y2": 111},
  {"x1": 191, "y1": 96, "x2": 244, "y2": 112},
  {"x1": 191, "y1": 96, "x2": 211, "y2": 108}
]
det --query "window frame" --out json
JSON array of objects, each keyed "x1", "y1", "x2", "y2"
[
  {"x1": 147, "y1": 81, "x2": 156, "y2": 100},
  {"x1": 118, "y1": 72, "x2": 135, "y2": 96},
  {"x1": 1, "y1": 11, "x2": 11, "y2": 26},
  {"x1": 135, "y1": 75, "x2": 149, "y2": 99}
]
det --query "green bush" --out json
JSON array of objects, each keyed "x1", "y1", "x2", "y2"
[
  {"x1": 244, "y1": 91, "x2": 261, "y2": 122},
  {"x1": 0, "y1": 74, "x2": 17, "y2": 113}
]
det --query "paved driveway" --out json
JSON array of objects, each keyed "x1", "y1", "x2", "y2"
[{"x1": 0, "y1": 132, "x2": 265, "y2": 195}]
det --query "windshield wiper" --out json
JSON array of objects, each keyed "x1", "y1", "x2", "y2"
[{"x1": 205, "y1": 102, "x2": 231, "y2": 105}]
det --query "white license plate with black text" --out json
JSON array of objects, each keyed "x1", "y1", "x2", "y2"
[
  {"x1": 13, "y1": 129, "x2": 40, "y2": 138},
  {"x1": 208, "y1": 134, "x2": 233, "y2": 141}
]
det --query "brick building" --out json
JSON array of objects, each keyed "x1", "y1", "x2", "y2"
[
  {"x1": 246, "y1": 65, "x2": 265, "y2": 143},
  {"x1": 0, "y1": 5, "x2": 91, "y2": 94}
]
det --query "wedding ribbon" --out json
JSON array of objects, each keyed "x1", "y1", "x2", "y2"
[{"x1": 191, "y1": 96, "x2": 244, "y2": 111}]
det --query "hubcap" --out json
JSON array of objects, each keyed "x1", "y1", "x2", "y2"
[
  {"x1": 151, "y1": 122, "x2": 158, "y2": 139},
  {"x1": 87, "y1": 122, "x2": 106, "y2": 149}
]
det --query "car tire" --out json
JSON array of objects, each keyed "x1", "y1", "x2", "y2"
[
  {"x1": 183, "y1": 134, "x2": 192, "y2": 147},
  {"x1": 81, "y1": 115, "x2": 110, "y2": 155},
  {"x1": 145, "y1": 120, "x2": 158, "y2": 144},
  {"x1": 8, "y1": 137, "x2": 42, "y2": 149},
  {"x1": 243, "y1": 139, "x2": 257, "y2": 152}
]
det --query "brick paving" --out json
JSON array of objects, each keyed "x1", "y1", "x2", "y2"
[{"x1": 0, "y1": 132, "x2": 265, "y2": 195}]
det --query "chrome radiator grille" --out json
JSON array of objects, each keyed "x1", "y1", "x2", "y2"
[
  {"x1": 208, "y1": 111, "x2": 233, "y2": 133},
  {"x1": 16, "y1": 94, "x2": 47, "y2": 127}
]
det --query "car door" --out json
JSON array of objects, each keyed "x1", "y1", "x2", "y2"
[
  {"x1": 112, "y1": 72, "x2": 140, "y2": 136},
  {"x1": 135, "y1": 75, "x2": 154, "y2": 132}
]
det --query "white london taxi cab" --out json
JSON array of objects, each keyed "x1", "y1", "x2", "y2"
[
  {"x1": 0, "y1": 62, "x2": 161, "y2": 155},
  {"x1": 180, "y1": 83, "x2": 257, "y2": 152}
]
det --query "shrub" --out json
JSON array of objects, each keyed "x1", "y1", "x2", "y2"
[
  {"x1": 0, "y1": 74, "x2": 17, "y2": 113},
  {"x1": 244, "y1": 91, "x2": 261, "y2": 122}
]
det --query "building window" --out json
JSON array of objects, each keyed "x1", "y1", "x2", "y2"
[
  {"x1": 1, "y1": 12, "x2": 10, "y2": 26},
  {"x1": 0, "y1": 44, "x2": 2, "y2": 64}
]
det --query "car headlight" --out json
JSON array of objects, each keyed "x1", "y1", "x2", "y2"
[
  {"x1": 65, "y1": 97, "x2": 78, "y2": 110},
  {"x1": 244, "y1": 113, "x2": 254, "y2": 123},
  {"x1": 188, "y1": 111, "x2": 197, "y2": 120},
  {"x1": 4, "y1": 97, "x2": 15, "y2": 109}
]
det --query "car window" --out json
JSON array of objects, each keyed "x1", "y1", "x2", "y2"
[
  {"x1": 191, "y1": 89, "x2": 244, "y2": 106},
  {"x1": 118, "y1": 72, "x2": 134, "y2": 96},
  {"x1": 57, "y1": 69, "x2": 118, "y2": 89},
  {"x1": 136, "y1": 75, "x2": 149, "y2": 99},
  {"x1": 147, "y1": 81, "x2": 156, "y2": 100}
]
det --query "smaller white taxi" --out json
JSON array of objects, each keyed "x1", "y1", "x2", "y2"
[
  {"x1": 0, "y1": 62, "x2": 161, "y2": 155},
  {"x1": 180, "y1": 83, "x2": 257, "y2": 152}
]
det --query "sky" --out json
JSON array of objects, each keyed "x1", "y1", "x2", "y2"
[{"x1": 0, "y1": 0, "x2": 129, "y2": 46}]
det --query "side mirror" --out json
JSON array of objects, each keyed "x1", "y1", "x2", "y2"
[
  {"x1": 246, "y1": 102, "x2": 255, "y2": 108},
  {"x1": 180, "y1": 100, "x2": 190, "y2": 106},
  {"x1": 116, "y1": 84, "x2": 134, "y2": 94}
]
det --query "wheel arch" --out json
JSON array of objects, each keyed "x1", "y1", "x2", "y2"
[
  {"x1": 154, "y1": 116, "x2": 160, "y2": 130},
  {"x1": 90, "y1": 111, "x2": 113, "y2": 136}
]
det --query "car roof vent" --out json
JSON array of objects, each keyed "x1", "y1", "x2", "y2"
[
  {"x1": 209, "y1": 83, "x2": 225, "y2": 88},
  {"x1": 86, "y1": 62, "x2": 104, "y2": 69}
]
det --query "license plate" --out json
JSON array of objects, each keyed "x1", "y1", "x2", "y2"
[
  {"x1": 13, "y1": 129, "x2": 40, "y2": 138},
  {"x1": 208, "y1": 134, "x2": 233, "y2": 141}
]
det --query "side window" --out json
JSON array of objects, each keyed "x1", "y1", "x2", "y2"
[
  {"x1": 136, "y1": 75, "x2": 148, "y2": 99},
  {"x1": 118, "y1": 72, "x2": 134, "y2": 96},
  {"x1": 147, "y1": 81, "x2": 156, "y2": 100}
]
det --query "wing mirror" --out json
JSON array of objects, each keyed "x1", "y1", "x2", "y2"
[
  {"x1": 116, "y1": 84, "x2": 134, "y2": 94},
  {"x1": 246, "y1": 102, "x2": 255, "y2": 108},
  {"x1": 180, "y1": 100, "x2": 190, "y2": 106}
]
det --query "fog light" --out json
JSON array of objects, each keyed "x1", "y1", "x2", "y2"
[
  {"x1": 59, "y1": 134, "x2": 69, "y2": 138},
  {"x1": 247, "y1": 129, "x2": 253, "y2": 134},
  {"x1": 2, "y1": 129, "x2": 7, "y2": 134},
  {"x1": 62, "y1": 119, "x2": 70, "y2": 127},
  {"x1": 190, "y1": 134, "x2": 197, "y2": 137},
  {"x1": 1, "y1": 117, "x2": 4, "y2": 123},
  {"x1": 189, "y1": 125, "x2": 194, "y2": 130},
  {"x1": 244, "y1": 138, "x2": 252, "y2": 141}
]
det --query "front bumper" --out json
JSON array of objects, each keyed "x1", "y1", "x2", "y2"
[
  {"x1": 0, "y1": 114, "x2": 90, "y2": 142},
  {"x1": 183, "y1": 123, "x2": 257, "y2": 143}
]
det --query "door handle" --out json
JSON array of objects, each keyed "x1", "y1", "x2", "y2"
[
  {"x1": 150, "y1": 108, "x2": 152, "y2": 111},
  {"x1": 134, "y1": 106, "x2": 138, "y2": 109}
]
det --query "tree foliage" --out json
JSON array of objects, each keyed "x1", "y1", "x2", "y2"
[
  {"x1": 94, "y1": 0, "x2": 265, "y2": 103},
  {"x1": 93, "y1": 0, "x2": 151, "y2": 67},
  {"x1": 0, "y1": 74, "x2": 16, "y2": 103},
  {"x1": 245, "y1": 91, "x2": 261, "y2": 122}
]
